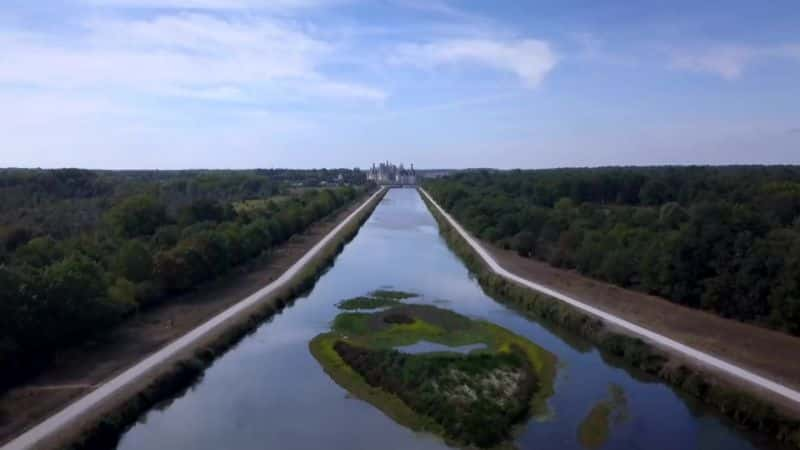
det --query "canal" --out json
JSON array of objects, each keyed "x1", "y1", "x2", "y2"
[{"x1": 116, "y1": 188, "x2": 781, "y2": 450}]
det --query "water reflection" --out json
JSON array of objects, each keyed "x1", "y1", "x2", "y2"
[{"x1": 116, "y1": 189, "x2": 781, "y2": 450}]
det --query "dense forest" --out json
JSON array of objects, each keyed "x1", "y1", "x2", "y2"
[
  {"x1": 424, "y1": 166, "x2": 800, "y2": 335},
  {"x1": 0, "y1": 168, "x2": 368, "y2": 389}
]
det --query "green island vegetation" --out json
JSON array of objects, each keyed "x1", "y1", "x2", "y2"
[
  {"x1": 420, "y1": 190, "x2": 800, "y2": 448},
  {"x1": 337, "y1": 289, "x2": 418, "y2": 310},
  {"x1": 337, "y1": 297, "x2": 401, "y2": 310},
  {"x1": 424, "y1": 166, "x2": 800, "y2": 336},
  {"x1": 370, "y1": 289, "x2": 419, "y2": 300},
  {"x1": 310, "y1": 299, "x2": 557, "y2": 448},
  {"x1": 0, "y1": 168, "x2": 368, "y2": 391},
  {"x1": 577, "y1": 384, "x2": 629, "y2": 449}
]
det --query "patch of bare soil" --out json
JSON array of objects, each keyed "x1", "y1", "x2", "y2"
[
  {"x1": 0, "y1": 198, "x2": 367, "y2": 445},
  {"x1": 488, "y1": 243, "x2": 800, "y2": 412}
]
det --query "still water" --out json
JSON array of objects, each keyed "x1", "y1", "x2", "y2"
[{"x1": 117, "y1": 189, "x2": 780, "y2": 450}]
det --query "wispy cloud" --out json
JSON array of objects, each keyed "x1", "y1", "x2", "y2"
[
  {"x1": 670, "y1": 43, "x2": 800, "y2": 79},
  {"x1": 392, "y1": 38, "x2": 558, "y2": 88},
  {"x1": 389, "y1": 0, "x2": 485, "y2": 23},
  {"x1": 0, "y1": 13, "x2": 384, "y2": 102}
]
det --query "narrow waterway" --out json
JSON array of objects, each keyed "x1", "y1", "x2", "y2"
[{"x1": 116, "y1": 189, "x2": 782, "y2": 450}]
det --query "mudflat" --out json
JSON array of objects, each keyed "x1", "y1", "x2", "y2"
[{"x1": 0, "y1": 196, "x2": 367, "y2": 445}]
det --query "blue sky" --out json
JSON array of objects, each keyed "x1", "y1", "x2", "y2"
[{"x1": 1, "y1": 0, "x2": 799, "y2": 169}]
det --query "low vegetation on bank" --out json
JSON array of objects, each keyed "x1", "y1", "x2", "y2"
[
  {"x1": 424, "y1": 167, "x2": 800, "y2": 336},
  {"x1": 420, "y1": 189, "x2": 800, "y2": 448},
  {"x1": 310, "y1": 297, "x2": 557, "y2": 448},
  {"x1": 0, "y1": 168, "x2": 367, "y2": 391}
]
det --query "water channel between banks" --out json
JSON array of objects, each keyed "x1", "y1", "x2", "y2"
[{"x1": 115, "y1": 188, "x2": 785, "y2": 450}]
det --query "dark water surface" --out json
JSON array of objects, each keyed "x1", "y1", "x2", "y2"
[{"x1": 116, "y1": 189, "x2": 781, "y2": 450}]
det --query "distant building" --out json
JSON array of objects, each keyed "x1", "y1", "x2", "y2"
[{"x1": 367, "y1": 161, "x2": 417, "y2": 185}]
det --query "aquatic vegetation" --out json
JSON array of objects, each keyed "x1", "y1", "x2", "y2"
[
  {"x1": 336, "y1": 290, "x2": 418, "y2": 310},
  {"x1": 337, "y1": 296, "x2": 401, "y2": 310},
  {"x1": 310, "y1": 303, "x2": 557, "y2": 448},
  {"x1": 577, "y1": 384, "x2": 629, "y2": 449},
  {"x1": 370, "y1": 289, "x2": 418, "y2": 300}
]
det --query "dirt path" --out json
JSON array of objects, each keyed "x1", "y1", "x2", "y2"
[{"x1": 0, "y1": 191, "x2": 375, "y2": 446}]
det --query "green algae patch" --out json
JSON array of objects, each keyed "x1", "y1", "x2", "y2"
[
  {"x1": 337, "y1": 296, "x2": 402, "y2": 310},
  {"x1": 310, "y1": 303, "x2": 557, "y2": 448},
  {"x1": 577, "y1": 384, "x2": 629, "y2": 449},
  {"x1": 370, "y1": 289, "x2": 418, "y2": 300}
]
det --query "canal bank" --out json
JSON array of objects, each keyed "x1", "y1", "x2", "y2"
[
  {"x1": 418, "y1": 187, "x2": 800, "y2": 448},
  {"x1": 1, "y1": 188, "x2": 387, "y2": 450},
  {"x1": 107, "y1": 188, "x2": 788, "y2": 450}
]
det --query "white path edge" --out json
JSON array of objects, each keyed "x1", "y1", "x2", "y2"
[
  {"x1": 419, "y1": 187, "x2": 800, "y2": 406},
  {"x1": 2, "y1": 188, "x2": 386, "y2": 450}
]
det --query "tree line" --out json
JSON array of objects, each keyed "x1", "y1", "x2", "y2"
[
  {"x1": 424, "y1": 166, "x2": 800, "y2": 336},
  {"x1": 0, "y1": 168, "x2": 366, "y2": 390},
  {"x1": 0, "y1": 168, "x2": 365, "y2": 239}
]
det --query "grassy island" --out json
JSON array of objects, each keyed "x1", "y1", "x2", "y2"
[{"x1": 310, "y1": 299, "x2": 556, "y2": 448}]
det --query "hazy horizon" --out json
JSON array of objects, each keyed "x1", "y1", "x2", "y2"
[
  {"x1": 2, "y1": 0, "x2": 799, "y2": 169},
  {"x1": 6, "y1": 163, "x2": 800, "y2": 172}
]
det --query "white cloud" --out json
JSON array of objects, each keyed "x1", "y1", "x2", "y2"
[
  {"x1": 671, "y1": 43, "x2": 800, "y2": 79},
  {"x1": 0, "y1": 13, "x2": 384, "y2": 102},
  {"x1": 392, "y1": 38, "x2": 557, "y2": 88}
]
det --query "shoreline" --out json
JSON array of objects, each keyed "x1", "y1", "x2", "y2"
[
  {"x1": 418, "y1": 187, "x2": 800, "y2": 448},
  {"x1": 1, "y1": 187, "x2": 387, "y2": 450}
]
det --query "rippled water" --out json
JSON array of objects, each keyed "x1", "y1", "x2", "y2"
[{"x1": 116, "y1": 188, "x2": 783, "y2": 450}]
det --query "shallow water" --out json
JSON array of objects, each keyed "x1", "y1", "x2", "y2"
[
  {"x1": 394, "y1": 340, "x2": 487, "y2": 355},
  {"x1": 116, "y1": 188, "x2": 783, "y2": 450}
]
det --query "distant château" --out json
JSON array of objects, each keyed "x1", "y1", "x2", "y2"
[{"x1": 367, "y1": 161, "x2": 417, "y2": 185}]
